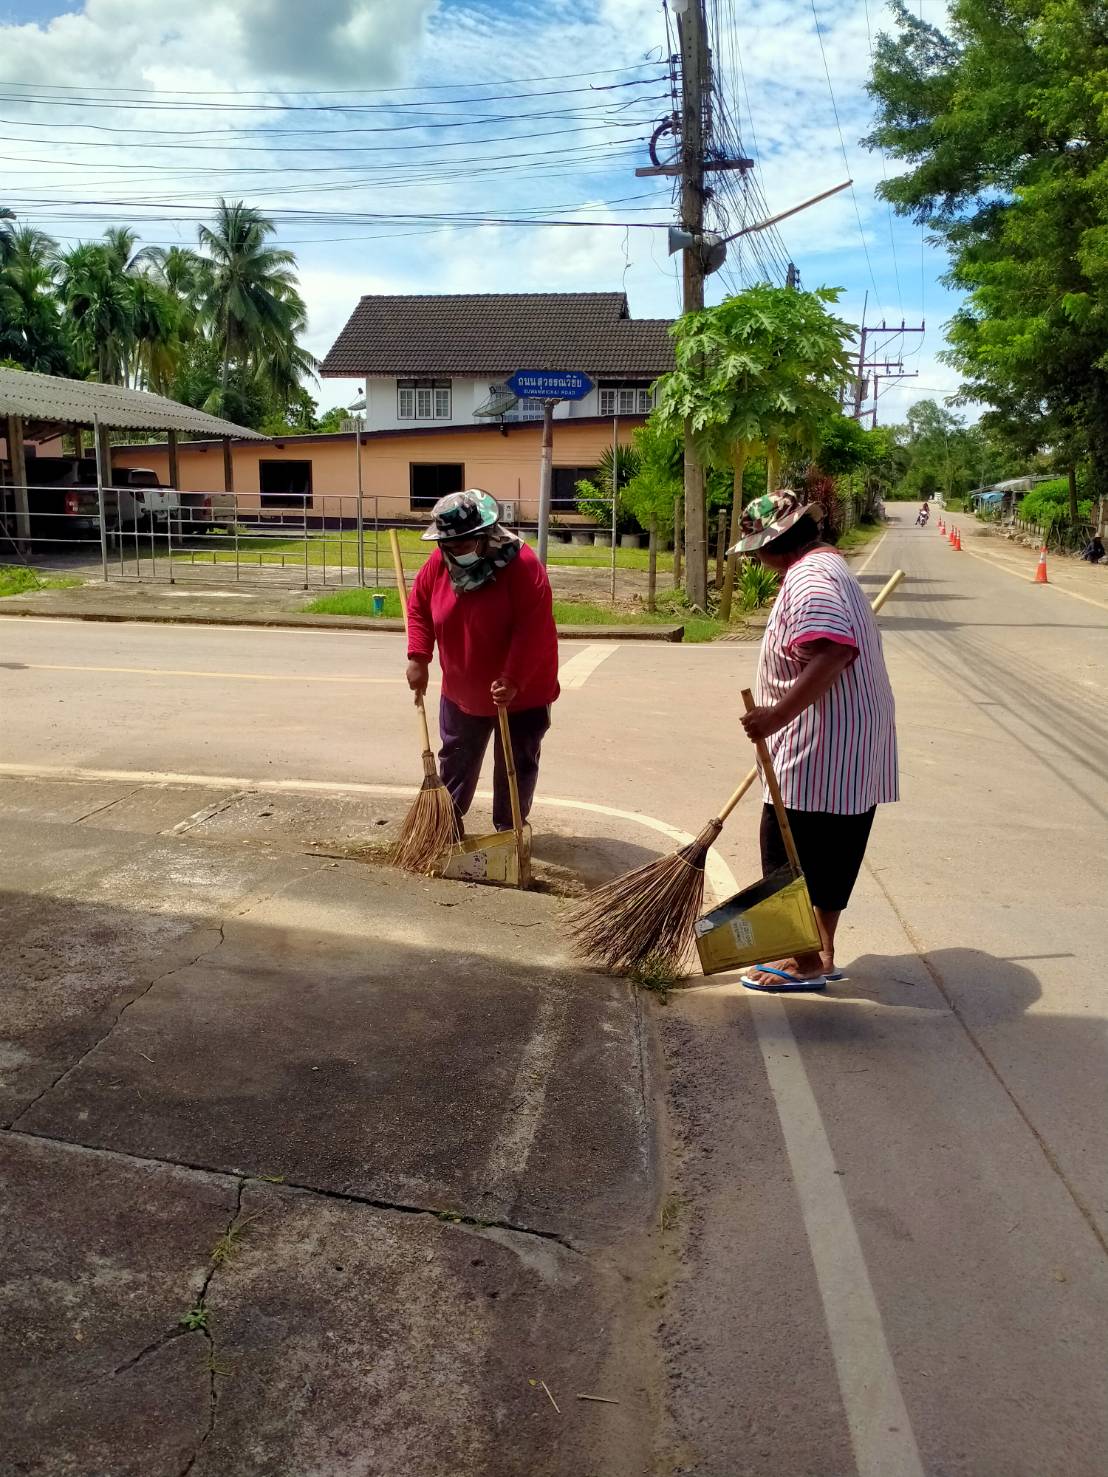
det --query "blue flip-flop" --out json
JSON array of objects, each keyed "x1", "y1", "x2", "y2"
[{"x1": 740, "y1": 966, "x2": 829, "y2": 993}]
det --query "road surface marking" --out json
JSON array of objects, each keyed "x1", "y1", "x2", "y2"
[
  {"x1": 2, "y1": 663, "x2": 407, "y2": 685},
  {"x1": 854, "y1": 531, "x2": 889, "y2": 577},
  {"x1": 956, "y1": 544, "x2": 1108, "y2": 612},
  {"x1": 482, "y1": 991, "x2": 568, "y2": 1203},
  {"x1": 0, "y1": 754, "x2": 927, "y2": 1477},
  {"x1": 557, "y1": 643, "x2": 619, "y2": 689}
]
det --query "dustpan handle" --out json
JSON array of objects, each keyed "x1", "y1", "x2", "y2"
[
  {"x1": 389, "y1": 526, "x2": 435, "y2": 754},
  {"x1": 741, "y1": 688, "x2": 803, "y2": 879}
]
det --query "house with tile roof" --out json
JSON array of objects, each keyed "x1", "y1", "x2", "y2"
[{"x1": 321, "y1": 291, "x2": 675, "y2": 432}]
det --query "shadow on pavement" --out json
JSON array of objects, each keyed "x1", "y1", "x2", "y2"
[{"x1": 0, "y1": 870, "x2": 659, "y2": 1477}]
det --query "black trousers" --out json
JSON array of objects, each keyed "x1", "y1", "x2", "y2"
[{"x1": 760, "y1": 804, "x2": 876, "y2": 912}]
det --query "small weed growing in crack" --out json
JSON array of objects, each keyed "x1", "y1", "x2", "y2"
[
  {"x1": 256, "y1": 1173, "x2": 285, "y2": 1183},
  {"x1": 659, "y1": 1193, "x2": 687, "y2": 1234},
  {"x1": 179, "y1": 1304, "x2": 209, "y2": 1332},
  {"x1": 631, "y1": 954, "x2": 682, "y2": 1003},
  {"x1": 210, "y1": 1212, "x2": 259, "y2": 1266}
]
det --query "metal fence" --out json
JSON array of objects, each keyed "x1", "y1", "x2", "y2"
[
  {"x1": 0, "y1": 482, "x2": 648, "y2": 591},
  {"x1": 0, "y1": 486, "x2": 398, "y2": 589}
]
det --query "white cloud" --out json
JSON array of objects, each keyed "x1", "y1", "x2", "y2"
[{"x1": 0, "y1": 0, "x2": 438, "y2": 90}]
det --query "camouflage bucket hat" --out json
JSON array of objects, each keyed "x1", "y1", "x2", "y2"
[
  {"x1": 421, "y1": 489, "x2": 502, "y2": 541},
  {"x1": 728, "y1": 490, "x2": 821, "y2": 554}
]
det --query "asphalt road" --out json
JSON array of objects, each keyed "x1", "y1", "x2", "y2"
[{"x1": 2, "y1": 509, "x2": 1107, "y2": 1475}]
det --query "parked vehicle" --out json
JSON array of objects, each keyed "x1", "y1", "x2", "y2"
[{"x1": 1, "y1": 457, "x2": 183, "y2": 543}]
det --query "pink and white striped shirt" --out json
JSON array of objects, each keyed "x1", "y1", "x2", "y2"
[{"x1": 755, "y1": 547, "x2": 898, "y2": 814}]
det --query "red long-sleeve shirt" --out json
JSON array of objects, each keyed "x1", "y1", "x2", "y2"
[{"x1": 406, "y1": 544, "x2": 560, "y2": 717}]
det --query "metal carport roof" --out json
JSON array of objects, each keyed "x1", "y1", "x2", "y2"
[{"x1": 0, "y1": 367, "x2": 266, "y2": 440}]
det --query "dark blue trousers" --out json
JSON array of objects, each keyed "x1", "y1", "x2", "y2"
[{"x1": 438, "y1": 695, "x2": 551, "y2": 832}]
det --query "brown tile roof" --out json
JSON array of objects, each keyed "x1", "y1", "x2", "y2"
[{"x1": 320, "y1": 292, "x2": 675, "y2": 378}]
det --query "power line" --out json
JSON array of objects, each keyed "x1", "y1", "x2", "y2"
[
  {"x1": 809, "y1": 0, "x2": 882, "y2": 304},
  {"x1": 0, "y1": 63, "x2": 668, "y2": 99}
]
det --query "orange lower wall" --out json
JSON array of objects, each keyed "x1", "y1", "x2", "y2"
[{"x1": 111, "y1": 420, "x2": 639, "y2": 521}]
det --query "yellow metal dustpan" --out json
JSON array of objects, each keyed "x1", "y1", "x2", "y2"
[
  {"x1": 438, "y1": 706, "x2": 531, "y2": 888},
  {"x1": 694, "y1": 687, "x2": 820, "y2": 975}
]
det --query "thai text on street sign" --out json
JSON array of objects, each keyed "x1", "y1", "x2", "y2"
[{"x1": 506, "y1": 370, "x2": 592, "y2": 402}]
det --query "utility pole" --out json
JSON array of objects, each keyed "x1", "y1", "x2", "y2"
[
  {"x1": 852, "y1": 320, "x2": 925, "y2": 424},
  {"x1": 676, "y1": 0, "x2": 709, "y2": 610}
]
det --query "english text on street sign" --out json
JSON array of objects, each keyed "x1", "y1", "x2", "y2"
[{"x1": 506, "y1": 369, "x2": 592, "y2": 402}]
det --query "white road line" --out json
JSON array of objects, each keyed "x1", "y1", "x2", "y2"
[
  {"x1": 557, "y1": 643, "x2": 619, "y2": 688},
  {"x1": 0, "y1": 755, "x2": 927, "y2": 1474},
  {"x1": 854, "y1": 531, "x2": 889, "y2": 577},
  {"x1": 482, "y1": 991, "x2": 568, "y2": 1203}
]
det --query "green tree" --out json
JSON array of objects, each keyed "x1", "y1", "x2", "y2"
[
  {"x1": 57, "y1": 241, "x2": 135, "y2": 383},
  {"x1": 655, "y1": 284, "x2": 855, "y2": 618},
  {"x1": 198, "y1": 198, "x2": 317, "y2": 414},
  {"x1": 866, "y1": 0, "x2": 1108, "y2": 506},
  {"x1": 0, "y1": 222, "x2": 70, "y2": 373}
]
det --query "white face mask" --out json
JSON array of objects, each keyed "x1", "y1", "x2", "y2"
[{"x1": 447, "y1": 549, "x2": 481, "y2": 567}]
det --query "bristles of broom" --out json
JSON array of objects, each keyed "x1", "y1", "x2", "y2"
[
  {"x1": 569, "y1": 818, "x2": 723, "y2": 976},
  {"x1": 391, "y1": 750, "x2": 460, "y2": 874}
]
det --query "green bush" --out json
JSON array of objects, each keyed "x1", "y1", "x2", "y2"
[
  {"x1": 739, "y1": 560, "x2": 778, "y2": 610},
  {"x1": 1018, "y1": 476, "x2": 1093, "y2": 526}
]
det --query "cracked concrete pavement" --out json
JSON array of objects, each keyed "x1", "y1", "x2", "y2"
[{"x1": 0, "y1": 778, "x2": 662, "y2": 1477}]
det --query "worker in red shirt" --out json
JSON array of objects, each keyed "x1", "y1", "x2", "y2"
[{"x1": 405, "y1": 490, "x2": 559, "y2": 834}]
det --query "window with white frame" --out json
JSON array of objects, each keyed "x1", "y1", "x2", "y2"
[
  {"x1": 397, "y1": 379, "x2": 451, "y2": 420},
  {"x1": 599, "y1": 383, "x2": 655, "y2": 417}
]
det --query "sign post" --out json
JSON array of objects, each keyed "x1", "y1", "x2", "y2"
[{"x1": 506, "y1": 370, "x2": 592, "y2": 565}]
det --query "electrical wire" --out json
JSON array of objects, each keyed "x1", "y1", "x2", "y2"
[
  {"x1": 0, "y1": 63, "x2": 668, "y2": 99},
  {"x1": 810, "y1": 0, "x2": 882, "y2": 305}
]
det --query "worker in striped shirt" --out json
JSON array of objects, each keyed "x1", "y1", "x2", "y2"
[{"x1": 734, "y1": 491, "x2": 898, "y2": 992}]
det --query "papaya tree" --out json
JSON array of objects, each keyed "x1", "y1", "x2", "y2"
[{"x1": 655, "y1": 284, "x2": 855, "y2": 619}]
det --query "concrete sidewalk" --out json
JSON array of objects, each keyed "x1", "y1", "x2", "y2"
[{"x1": 0, "y1": 777, "x2": 661, "y2": 1476}]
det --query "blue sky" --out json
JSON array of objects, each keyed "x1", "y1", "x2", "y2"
[{"x1": 0, "y1": 0, "x2": 961, "y2": 417}]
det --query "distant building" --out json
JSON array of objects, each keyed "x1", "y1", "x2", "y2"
[
  {"x1": 320, "y1": 291, "x2": 675, "y2": 433},
  {"x1": 109, "y1": 294, "x2": 677, "y2": 527}
]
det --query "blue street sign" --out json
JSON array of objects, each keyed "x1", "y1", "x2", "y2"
[{"x1": 506, "y1": 369, "x2": 593, "y2": 402}]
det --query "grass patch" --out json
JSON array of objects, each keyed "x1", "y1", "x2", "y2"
[
  {"x1": 303, "y1": 586, "x2": 734, "y2": 641},
  {"x1": 837, "y1": 520, "x2": 884, "y2": 554},
  {"x1": 0, "y1": 565, "x2": 82, "y2": 598},
  {"x1": 304, "y1": 588, "x2": 404, "y2": 618},
  {"x1": 174, "y1": 526, "x2": 675, "y2": 574}
]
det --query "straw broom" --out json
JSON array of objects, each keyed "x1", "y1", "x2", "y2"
[
  {"x1": 388, "y1": 529, "x2": 460, "y2": 873},
  {"x1": 570, "y1": 569, "x2": 905, "y2": 976}
]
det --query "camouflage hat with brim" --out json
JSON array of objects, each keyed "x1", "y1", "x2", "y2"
[
  {"x1": 421, "y1": 489, "x2": 502, "y2": 541},
  {"x1": 727, "y1": 490, "x2": 822, "y2": 554}
]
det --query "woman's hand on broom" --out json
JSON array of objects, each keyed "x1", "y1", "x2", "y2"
[
  {"x1": 406, "y1": 657, "x2": 429, "y2": 702},
  {"x1": 741, "y1": 704, "x2": 785, "y2": 742},
  {"x1": 491, "y1": 676, "x2": 518, "y2": 706}
]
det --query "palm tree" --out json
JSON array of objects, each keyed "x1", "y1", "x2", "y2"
[
  {"x1": 0, "y1": 223, "x2": 70, "y2": 373},
  {"x1": 197, "y1": 199, "x2": 317, "y2": 413},
  {"x1": 57, "y1": 241, "x2": 136, "y2": 383}
]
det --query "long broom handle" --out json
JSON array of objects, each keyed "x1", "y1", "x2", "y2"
[
  {"x1": 389, "y1": 528, "x2": 435, "y2": 755},
  {"x1": 741, "y1": 687, "x2": 803, "y2": 877},
  {"x1": 497, "y1": 704, "x2": 527, "y2": 877},
  {"x1": 714, "y1": 568, "x2": 905, "y2": 826}
]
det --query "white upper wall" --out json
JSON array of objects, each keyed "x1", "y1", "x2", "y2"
[{"x1": 359, "y1": 375, "x2": 655, "y2": 432}]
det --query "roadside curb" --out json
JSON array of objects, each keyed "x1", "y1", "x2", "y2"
[{"x1": 0, "y1": 601, "x2": 688, "y2": 642}]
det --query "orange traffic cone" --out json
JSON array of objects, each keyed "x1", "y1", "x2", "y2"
[
  {"x1": 1034, "y1": 546, "x2": 1048, "y2": 583},
  {"x1": 954, "y1": 527, "x2": 962, "y2": 550},
  {"x1": 948, "y1": 526, "x2": 956, "y2": 545}
]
